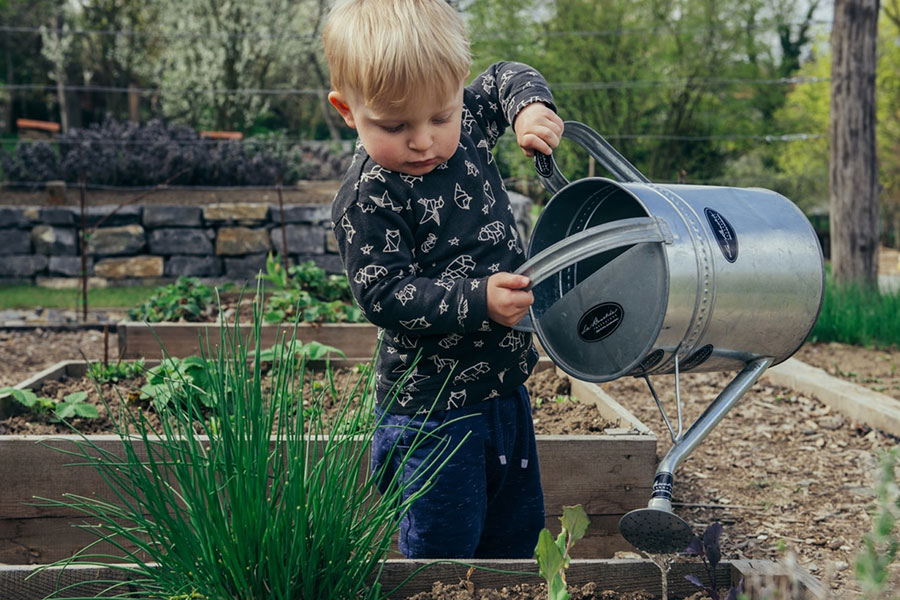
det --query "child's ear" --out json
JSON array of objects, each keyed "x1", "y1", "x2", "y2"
[{"x1": 328, "y1": 91, "x2": 356, "y2": 129}]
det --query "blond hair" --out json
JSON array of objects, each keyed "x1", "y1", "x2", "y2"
[{"x1": 323, "y1": 0, "x2": 471, "y2": 110}]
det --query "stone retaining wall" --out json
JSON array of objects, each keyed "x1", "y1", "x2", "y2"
[{"x1": 0, "y1": 192, "x2": 533, "y2": 286}]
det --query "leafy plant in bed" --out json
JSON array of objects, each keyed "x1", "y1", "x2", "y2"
[
  {"x1": 32, "y1": 297, "x2": 462, "y2": 599},
  {"x1": 0, "y1": 387, "x2": 98, "y2": 422},
  {"x1": 127, "y1": 257, "x2": 366, "y2": 325},
  {"x1": 256, "y1": 254, "x2": 365, "y2": 323}
]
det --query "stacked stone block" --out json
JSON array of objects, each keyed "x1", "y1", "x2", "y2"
[
  {"x1": 0, "y1": 192, "x2": 532, "y2": 284},
  {"x1": 0, "y1": 202, "x2": 339, "y2": 284}
]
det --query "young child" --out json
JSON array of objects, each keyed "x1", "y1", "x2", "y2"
[{"x1": 323, "y1": 0, "x2": 564, "y2": 559}]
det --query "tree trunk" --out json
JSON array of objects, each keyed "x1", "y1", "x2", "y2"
[
  {"x1": 830, "y1": 0, "x2": 880, "y2": 287},
  {"x1": 4, "y1": 32, "x2": 14, "y2": 134},
  {"x1": 56, "y1": 70, "x2": 69, "y2": 133}
]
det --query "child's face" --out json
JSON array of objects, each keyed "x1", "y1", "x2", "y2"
[{"x1": 329, "y1": 84, "x2": 464, "y2": 176}]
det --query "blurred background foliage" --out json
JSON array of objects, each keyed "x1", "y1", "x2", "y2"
[{"x1": 1, "y1": 0, "x2": 899, "y2": 240}]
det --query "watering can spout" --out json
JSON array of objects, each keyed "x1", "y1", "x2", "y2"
[{"x1": 618, "y1": 356, "x2": 773, "y2": 554}]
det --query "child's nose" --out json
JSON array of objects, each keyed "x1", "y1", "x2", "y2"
[{"x1": 408, "y1": 127, "x2": 433, "y2": 151}]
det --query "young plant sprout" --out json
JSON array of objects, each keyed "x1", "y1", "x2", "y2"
[
  {"x1": 0, "y1": 387, "x2": 98, "y2": 421},
  {"x1": 534, "y1": 504, "x2": 590, "y2": 600},
  {"x1": 684, "y1": 522, "x2": 743, "y2": 600}
]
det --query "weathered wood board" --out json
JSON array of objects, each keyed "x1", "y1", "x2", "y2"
[
  {"x1": 117, "y1": 321, "x2": 379, "y2": 360},
  {"x1": 0, "y1": 558, "x2": 826, "y2": 600}
]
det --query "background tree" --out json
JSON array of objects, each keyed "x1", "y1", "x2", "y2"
[
  {"x1": 830, "y1": 0, "x2": 880, "y2": 287},
  {"x1": 70, "y1": 0, "x2": 163, "y2": 125},
  {"x1": 879, "y1": 0, "x2": 900, "y2": 246},
  {"x1": 40, "y1": 15, "x2": 74, "y2": 132},
  {"x1": 462, "y1": 0, "x2": 822, "y2": 199},
  {"x1": 0, "y1": 0, "x2": 63, "y2": 131},
  {"x1": 153, "y1": 0, "x2": 317, "y2": 132}
]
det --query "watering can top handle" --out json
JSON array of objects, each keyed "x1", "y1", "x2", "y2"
[
  {"x1": 534, "y1": 121, "x2": 650, "y2": 194},
  {"x1": 515, "y1": 216, "x2": 672, "y2": 289},
  {"x1": 511, "y1": 216, "x2": 672, "y2": 333}
]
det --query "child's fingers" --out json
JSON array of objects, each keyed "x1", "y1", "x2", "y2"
[
  {"x1": 518, "y1": 125, "x2": 563, "y2": 157},
  {"x1": 519, "y1": 134, "x2": 553, "y2": 157},
  {"x1": 492, "y1": 272, "x2": 531, "y2": 290}
]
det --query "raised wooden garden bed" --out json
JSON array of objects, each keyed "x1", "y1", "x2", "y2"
[
  {"x1": 0, "y1": 359, "x2": 656, "y2": 564},
  {"x1": 0, "y1": 557, "x2": 826, "y2": 599},
  {"x1": 117, "y1": 321, "x2": 380, "y2": 360}
]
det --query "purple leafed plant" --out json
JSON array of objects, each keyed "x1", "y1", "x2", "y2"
[{"x1": 684, "y1": 522, "x2": 743, "y2": 600}]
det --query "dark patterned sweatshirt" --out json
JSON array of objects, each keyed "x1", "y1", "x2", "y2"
[{"x1": 331, "y1": 62, "x2": 556, "y2": 414}]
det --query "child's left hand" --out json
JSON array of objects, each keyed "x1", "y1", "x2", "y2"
[{"x1": 513, "y1": 103, "x2": 564, "y2": 157}]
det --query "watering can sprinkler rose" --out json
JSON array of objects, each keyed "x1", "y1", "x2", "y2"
[{"x1": 515, "y1": 121, "x2": 825, "y2": 554}]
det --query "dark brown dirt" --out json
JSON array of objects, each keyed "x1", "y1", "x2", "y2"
[
  {"x1": 403, "y1": 581, "x2": 659, "y2": 599},
  {"x1": 0, "y1": 357, "x2": 616, "y2": 437}
]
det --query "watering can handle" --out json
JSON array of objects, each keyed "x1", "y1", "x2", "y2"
[
  {"x1": 515, "y1": 216, "x2": 672, "y2": 289},
  {"x1": 534, "y1": 121, "x2": 650, "y2": 194},
  {"x1": 512, "y1": 216, "x2": 671, "y2": 332}
]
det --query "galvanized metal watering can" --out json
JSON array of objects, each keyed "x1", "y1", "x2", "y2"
[{"x1": 515, "y1": 121, "x2": 825, "y2": 554}]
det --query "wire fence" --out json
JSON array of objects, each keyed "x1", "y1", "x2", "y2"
[{"x1": 0, "y1": 19, "x2": 834, "y2": 41}]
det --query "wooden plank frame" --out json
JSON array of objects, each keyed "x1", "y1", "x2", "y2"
[
  {"x1": 0, "y1": 359, "x2": 656, "y2": 564},
  {"x1": 0, "y1": 558, "x2": 826, "y2": 600},
  {"x1": 117, "y1": 321, "x2": 380, "y2": 361}
]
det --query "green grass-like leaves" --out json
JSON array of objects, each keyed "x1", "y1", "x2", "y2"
[
  {"x1": 33, "y1": 287, "x2": 459, "y2": 599},
  {"x1": 810, "y1": 275, "x2": 900, "y2": 349}
]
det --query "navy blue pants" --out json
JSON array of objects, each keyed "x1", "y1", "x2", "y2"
[{"x1": 371, "y1": 385, "x2": 544, "y2": 559}]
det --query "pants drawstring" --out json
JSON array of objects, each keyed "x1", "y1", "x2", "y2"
[
  {"x1": 518, "y1": 386, "x2": 530, "y2": 469},
  {"x1": 492, "y1": 386, "x2": 530, "y2": 469},
  {"x1": 491, "y1": 396, "x2": 507, "y2": 465}
]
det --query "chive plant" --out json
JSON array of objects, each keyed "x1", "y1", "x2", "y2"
[{"x1": 35, "y1": 288, "x2": 461, "y2": 599}]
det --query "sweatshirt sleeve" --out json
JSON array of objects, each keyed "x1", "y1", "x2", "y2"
[
  {"x1": 332, "y1": 175, "x2": 491, "y2": 335},
  {"x1": 465, "y1": 61, "x2": 557, "y2": 149}
]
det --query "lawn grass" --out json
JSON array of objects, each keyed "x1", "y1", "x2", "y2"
[
  {"x1": 0, "y1": 284, "x2": 158, "y2": 310},
  {"x1": 809, "y1": 274, "x2": 900, "y2": 350}
]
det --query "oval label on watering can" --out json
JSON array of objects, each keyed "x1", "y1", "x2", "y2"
[
  {"x1": 704, "y1": 208, "x2": 738, "y2": 263},
  {"x1": 577, "y1": 302, "x2": 624, "y2": 342}
]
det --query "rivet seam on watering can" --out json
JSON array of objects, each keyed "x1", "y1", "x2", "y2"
[
  {"x1": 577, "y1": 302, "x2": 624, "y2": 342},
  {"x1": 647, "y1": 184, "x2": 715, "y2": 369},
  {"x1": 704, "y1": 208, "x2": 739, "y2": 263}
]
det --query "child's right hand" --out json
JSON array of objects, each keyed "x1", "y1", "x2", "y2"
[
  {"x1": 513, "y1": 102, "x2": 564, "y2": 158},
  {"x1": 486, "y1": 272, "x2": 533, "y2": 328}
]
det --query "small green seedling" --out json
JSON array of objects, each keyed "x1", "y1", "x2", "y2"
[
  {"x1": 0, "y1": 387, "x2": 98, "y2": 421},
  {"x1": 53, "y1": 391, "x2": 99, "y2": 420},
  {"x1": 0, "y1": 387, "x2": 56, "y2": 415},
  {"x1": 534, "y1": 504, "x2": 590, "y2": 600},
  {"x1": 140, "y1": 356, "x2": 216, "y2": 410},
  {"x1": 88, "y1": 359, "x2": 146, "y2": 383}
]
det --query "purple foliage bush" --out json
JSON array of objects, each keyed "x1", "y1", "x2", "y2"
[{"x1": 0, "y1": 118, "x2": 352, "y2": 188}]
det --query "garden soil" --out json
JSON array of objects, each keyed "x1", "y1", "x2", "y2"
[{"x1": 2, "y1": 328, "x2": 900, "y2": 596}]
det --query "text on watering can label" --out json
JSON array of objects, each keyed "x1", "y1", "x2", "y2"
[
  {"x1": 704, "y1": 208, "x2": 739, "y2": 263},
  {"x1": 577, "y1": 302, "x2": 624, "y2": 342}
]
